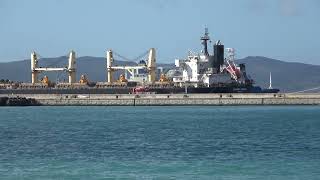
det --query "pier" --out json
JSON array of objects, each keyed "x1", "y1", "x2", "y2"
[{"x1": 1, "y1": 93, "x2": 320, "y2": 106}]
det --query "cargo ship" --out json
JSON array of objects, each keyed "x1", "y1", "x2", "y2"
[{"x1": 0, "y1": 29, "x2": 279, "y2": 94}]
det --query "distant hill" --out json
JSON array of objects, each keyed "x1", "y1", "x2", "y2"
[
  {"x1": 0, "y1": 56, "x2": 319, "y2": 92},
  {"x1": 236, "y1": 56, "x2": 320, "y2": 92},
  {"x1": 0, "y1": 56, "x2": 136, "y2": 83}
]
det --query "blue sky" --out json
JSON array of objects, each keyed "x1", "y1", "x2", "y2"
[{"x1": 0, "y1": 0, "x2": 319, "y2": 64}]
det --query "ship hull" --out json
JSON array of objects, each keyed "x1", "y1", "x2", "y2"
[{"x1": 0, "y1": 86, "x2": 279, "y2": 94}]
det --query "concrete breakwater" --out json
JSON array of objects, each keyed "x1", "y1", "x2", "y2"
[{"x1": 1, "y1": 93, "x2": 320, "y2": 106}]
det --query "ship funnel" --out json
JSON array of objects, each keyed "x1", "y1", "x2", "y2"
[
  {"x1": 213, "y1": 41, "x2": 224, "y2": 72},
  {"x1": 147, "y1": 48, "x2": 156, "y2": 83}
]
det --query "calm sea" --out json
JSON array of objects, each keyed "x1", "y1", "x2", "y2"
[{"x1": 0, "y1": 106, "x2": 319, "y2": 179}]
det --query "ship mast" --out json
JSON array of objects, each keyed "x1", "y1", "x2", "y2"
[
  {"x1": 201, "y1": 27, "x2": 210, "y2": 56},
  {"x1": 268, "y1": 72, "x2": 273, "y2": 89}
]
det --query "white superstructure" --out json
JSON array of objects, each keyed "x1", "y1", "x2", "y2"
[
  {"x1": 174, "y1": 54, "x2": 210, "y2": 86},
  {"x1": 170, "y1": 29, "x2": 249, "y2": 88}
]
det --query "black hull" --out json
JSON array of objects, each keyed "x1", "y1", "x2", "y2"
[
  {"x1": 0, "y1": 86, "x2": 279, "y2": 94},
  {"x1": 149, "y1": 86, "x2": 279, "y2": 94}
]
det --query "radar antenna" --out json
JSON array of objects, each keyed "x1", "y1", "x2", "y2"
[{"x1": 201, "y1": 27, "x2": 210, "y2": 56}]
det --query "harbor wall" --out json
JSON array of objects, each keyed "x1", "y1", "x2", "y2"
[{"x1": 1, "y1": 93, "x2": 320, "y2": 106}]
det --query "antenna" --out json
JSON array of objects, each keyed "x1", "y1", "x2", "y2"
[
  {"x1": 201, "y1": 27, "x2": 210, "y2": 56},
  {"x1": 268, "y1": 72, "x2": 273, "y2": 89},
  {"x1": 226, "y1": 48, "x2": 235, "y2": 62},
  {"x1": 204, "y1": 27, "x2": 209, "y2": 37}
]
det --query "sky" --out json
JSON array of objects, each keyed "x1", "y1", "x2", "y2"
[{"x1": 0, "y1": 0, "x2": 320, "y2": 64}]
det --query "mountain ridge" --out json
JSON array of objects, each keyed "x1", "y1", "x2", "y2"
[{"x1": 1, "y1": 56, "x2": 320, "y2": 92}]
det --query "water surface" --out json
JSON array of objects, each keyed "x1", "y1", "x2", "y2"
[{"x1": 0, "y1": 106, "x2": 319, "y2": 179}]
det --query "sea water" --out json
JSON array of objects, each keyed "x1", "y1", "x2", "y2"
[{"x1": 0, "y1": 106, "x2": 319, "y2": 179}]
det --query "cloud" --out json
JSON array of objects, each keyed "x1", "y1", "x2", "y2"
[
  {"x1": 138, "y1": 0, "x2": 185, "y2": 10},
  {"x1": 279, "y1": 0, "x2": 300, "y2": 16}
]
